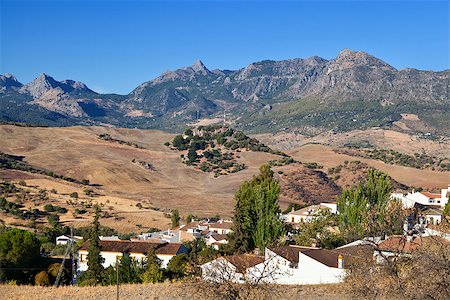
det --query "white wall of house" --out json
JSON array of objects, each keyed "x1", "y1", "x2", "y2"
[
  {"x1": 201, "y1": 258, "x2": 245, "y2": 283},
  {"x1": 78, "y1": 250, "x2": 175, "y2": 273},
  {"x1": 251, "y1": 248, "x2": 346, "y2": 285},
  {"x1": 392, "y1": 191, "x2": 448, "y2": 208}
]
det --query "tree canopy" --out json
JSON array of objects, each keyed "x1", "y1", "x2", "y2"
[{"x1": 228, "y1": 165, "x2": 284, "y2": 253}]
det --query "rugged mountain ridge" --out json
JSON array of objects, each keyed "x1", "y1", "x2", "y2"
[{"x1": 1, "y1": 49, "x2": 448, "y2": 134}]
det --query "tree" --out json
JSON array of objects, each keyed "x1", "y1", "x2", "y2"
[
  {"x1": 84, "y1": 205, "x2": 104, "y2": 285},
  {"x1": 187, "y1": 148, "x2": 198, "y2": 165},
  {"x1": 47, "y1": 214, "x2": 60, "y2": 228},
  {"x1": 0, "y1": 228, "x2": 41, "y2": 283},
  {"x1": 171, "y1": 209, "x2": 180, "y2": 228},
  {"x1": 172, "y1": 135, "x2": 188, "y2": 150},
  {"x1": 337, "y1": 169, "x2": 395, "y2": 241},
  {"x1": 141, "y1": 246, "x2": 164, "y2": 283},
  {"x1": 443, "y1": 195, "x2": 450, "y2": 217},
  {"x1": 167, "y1": 253, "x2": 188, "y2": 278},
  {"x1": 228, "y1": 165, "x2": 284, "y2": 253},
  {"x1": 117, "y1": 254, "x2": 142, "y2": 284},
  {"x1": 186, "y1": 214, "x2": 194, "y2": 224}
]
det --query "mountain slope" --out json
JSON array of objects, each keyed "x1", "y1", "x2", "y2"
[{"x1": 1, "y1": 49, "x2": 448, "y2": 134}]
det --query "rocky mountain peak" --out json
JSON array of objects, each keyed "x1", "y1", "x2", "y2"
[
  {"x1": 189, "y1": 59, "x2": 210, "y2": 75},
  {"x1": 0, "y1": 73, "x2": 23, "y2": 90}
]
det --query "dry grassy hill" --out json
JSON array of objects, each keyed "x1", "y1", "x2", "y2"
[
  {"x1": 0, "y1": 125, "x2": 280, "y2": 224},
  {"x1": 287, "y1": 144, "x2": 449, "y2": 190}
]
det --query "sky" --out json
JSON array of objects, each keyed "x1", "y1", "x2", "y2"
[{"x1": 1, "y1": 0, "x2": 448, "y2": 94}]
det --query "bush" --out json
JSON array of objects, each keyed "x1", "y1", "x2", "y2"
[
  {"x1": 141, "y1": 263, "x2": 164, "y2": 283},
  {"x1": 35, "y1": 271, "x2": 50, "y2": 286},
  {"x1": 70, "y1": 192, "x2": 78, "y2": 198}
]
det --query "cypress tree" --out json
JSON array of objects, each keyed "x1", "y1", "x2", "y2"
[{"x1": 86, "y1": 205, "x2": 104, "y2": 285}]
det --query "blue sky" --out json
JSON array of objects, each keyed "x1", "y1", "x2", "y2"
[{"x1": 1, "y1": 0, "x2": 448, "y2": 94}]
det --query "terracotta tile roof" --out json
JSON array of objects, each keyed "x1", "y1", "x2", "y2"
[
  {"x1": 420, "y1": 192, "x2": 441, "y2": 199},
  {"x1": 269, "y1": 245, "x2": 350, "y2": 268},
  {"x1": 224, "y1": 254, "x2": 264, "y2": 273},
  {"x1": 380, "y1": 236, "x2": 450, "y2": 254},
  {"x1": 377, "y1": 236, "x2": 422, "y2": 253},
  {"x1": 269, "y1": 245, "x2": 304, "y2": 263},
  {"x1": 210, "y1": 233, "x2": 228, "y2": 241},
  {"x1": 209, "y1": 222, "x2": 233, "y2": 230},
  {"x1": 79, "y1": 240, "x2": 185, "y2": 256}
]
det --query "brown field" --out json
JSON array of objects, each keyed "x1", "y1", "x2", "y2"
[
  {"x1": 0, "y1": 125, "x2": 279, "y2": 222},
  {"x1": 287, "y1": 144, "x2": 449, "y2": 190},
  {"x1": 256, "y1": 128, "x2": 449, "y2": 157},
  {"x1": 1, "y1": 282, "x2": 353, "y2": 300}
]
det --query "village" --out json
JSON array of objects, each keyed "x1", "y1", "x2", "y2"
[{"x1": 50, "y1": 186, "x2": 450, "y2": 286}]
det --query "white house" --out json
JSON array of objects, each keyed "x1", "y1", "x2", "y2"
[
  {"x1": 208, "y1": 220, "x2": 233, "y2": 235},
  {"x1": 392, "y1": 187, "x2": 449, "y2": 209},
  {"x1": 205, "y1": 233, "x2": 229, "y2": 250},
  {"x1": 284, "y1": 202, "x2": 337, "y2": 224},
  {"x1": 421, "y1": 207, "x2": 443, "y2": 225},
  {"x1": 201, "y1": 254, "x2": 264, "y2": 283},
  {"x1": 78, "y1": 240, "x2": 187, "y2": 272},
  {"x1": 56, "y1": 235, "x2": 83, "y2": 245},
  {"x1": 202, "y1": 245, "x2": 352, "y2": 285}
]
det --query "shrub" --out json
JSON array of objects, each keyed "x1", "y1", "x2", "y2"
[
  {"x1": 70, "y1": 192, "x2": 78, "y2": 198},
  {"x1": 34, "y1": 271, "x2": 50, "y2": 286}
]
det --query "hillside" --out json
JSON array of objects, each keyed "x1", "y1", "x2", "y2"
[
  {"x1": 0, "y1": 124, "x2": 447, "y2": 228},
  {"x1": 1, "y1": 49, "x2": 448, "y2": 135},
  {"x1": 0, "y1": 125, "x2": 281, "y2": 222}
]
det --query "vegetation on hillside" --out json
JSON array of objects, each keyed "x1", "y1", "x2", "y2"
[
  {"x1": 167, "y1": 126, "x2": 287, "y2": 177},
  {"x1": 335, "y1": 147, "x2": 450, "y2": 171},
  {"x1": 98, "y1": 133, "x2": 144, "y2": 149}
]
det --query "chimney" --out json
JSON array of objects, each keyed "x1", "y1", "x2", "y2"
[
  {"x1": 338, "y1": 254, "x2": 344, "y2": 269},
  {"x1": 403, "y1": 219, "x2": 409, "y2": 235}
]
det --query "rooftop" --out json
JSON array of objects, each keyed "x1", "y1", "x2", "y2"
[
  {"x1": 269, "y1": 245, "x2": 356, "y2": 268},
  {"x1": 79, "y1": 240, "x2": 184, "y2": 255},
  {"x1": 224, "y1": 254, "x2": 264, "y2": 273}
]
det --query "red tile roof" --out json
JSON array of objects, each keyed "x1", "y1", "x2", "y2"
[
  {"x1": 420, "y1": 192, "x2": 441, "y2": 199},
  {"x1": 224, "y1": 254, "x2": 264, "y2": 273}
]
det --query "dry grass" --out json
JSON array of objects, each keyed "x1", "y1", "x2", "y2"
[
  {"x1": 288, "y1": 144, "x2": 449, "y2": 189},
  {"x1": 0, "y1": 125, "x2": 279, "y2": 219},
  {"x1": 1, "y1": 282, "x2": 353, "y2": 300}
]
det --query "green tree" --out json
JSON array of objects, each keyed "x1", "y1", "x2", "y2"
[
  {"x1": 186, "y1": 214, "x2": 194, "y2": 224},
  {"x1": 0, "y1": 228, "x2": 41, "y2": 283},
  {"x1": 187, "y1": 148, "x2": 198, "y2": 165},
  {"x1": 171, "y1": 209, "x2": 180, "y2": 228},
  {"x1": 84, "y1": 205, "x2": 104, "y2": 285},
  {"x1": 141, "y1": 246, "x2": 164, "y2": 283},
  {"x1": 337, "y1": 169, "x2": 395, "y2": 241},
  {"x1": 47, "y1": 214, "x2": 60, "y2": 228},
  {"x1": 117, "y1": 254, "x2": 142, "y2": 284},
  {"x1": 172, "y1": 135, "x2": 188, "y2": 150},
  {"x1": 443, "y1": 195, "x2": 450, "y2": 217},
  {"x1": 167, "y1": 253, "x2": 188, "y2": 278},
  {"x1": 228, "y1": 165, "x2": 284, "y2": 253},
  {"x1": 253, "y1": 179, "x2": 285, "y2": 252}
]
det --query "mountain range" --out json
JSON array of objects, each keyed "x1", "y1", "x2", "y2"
[{"x1": 1, "y1": 49, "x2": 448, "y2": 135}]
